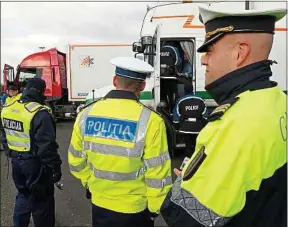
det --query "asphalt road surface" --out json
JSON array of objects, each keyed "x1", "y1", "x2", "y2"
[{"x1": 1, "y1": 121, "x2": 185, "y2": 227}]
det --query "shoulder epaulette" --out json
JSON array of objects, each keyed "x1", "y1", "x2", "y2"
[
  {"x1": 24, "y1": 102, "x2": 43, "y2": 113},
  {"x1": 207, "y1": 97, "x2": 240, "y2": 122}
]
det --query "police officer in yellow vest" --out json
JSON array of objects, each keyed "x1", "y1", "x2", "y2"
[
  {"x1": 5, "y1": 85, "x2": 21, "y2": 105},
  {"x1": 0, "y1": 78, "x2": 62, "y2": 227},
  {"x1": 161, "y1": 5, "x2": 287, "y2": 227},
  {"x1": 68, "y1": 57, "x2": 172, "y2": 227}
]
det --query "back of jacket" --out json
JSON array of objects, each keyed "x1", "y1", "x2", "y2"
[
  {"x1": 173, "y1": 94, "x2": 207, "y2": 133},
  {"x1": 69, "y1": 91, "x2": 172, "y2": 214}
]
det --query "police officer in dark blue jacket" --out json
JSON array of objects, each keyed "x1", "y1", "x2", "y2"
[
  {"x1": 173, "y1": 84, "x2": 207, "y2": 157},
  {"x1": 0, "y1": 78, "x2": 62, "y2": 227}
]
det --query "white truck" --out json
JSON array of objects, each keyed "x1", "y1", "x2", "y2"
[
  {"x1": 67, "y1": 44, "x2": 134, "y2": 105},
  {"x1": 135, "y1": 1, "x2": 287, "y2": 156},
  {"x1": 82, "y1": 1, "x2": 287, "y2": 157}
]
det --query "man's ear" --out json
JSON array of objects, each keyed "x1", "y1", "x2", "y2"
[
  {"x1": 236, "y1": 42, "x2": 250, "y2": 67},
  {"x1": 140, "y1": 81, "x2": 146, "y2": 91},
  {"x1": 112, "y1": 75, "x2": 117, "y2": 87}
]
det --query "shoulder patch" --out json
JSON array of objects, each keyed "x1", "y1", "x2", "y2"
[
  {"x1": 24, "y1": 102, "x2": 43, "y2": 113},
  {"x1": 183, "y1": 146, "x2": 207, "y2": 181},
  {"x1": 207, "y1": 97, "x2": 240, "y2": 122}
]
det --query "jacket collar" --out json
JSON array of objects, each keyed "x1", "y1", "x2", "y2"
[
  {"x1": 205, "y1": 60, "x2": 277, "y2": 105},
  {"x1": 105, "y1": 90, "x2": 138, "y2": 101},
  {"x1": 20, "y1": 89, "x2": 45, "y2": 104}
]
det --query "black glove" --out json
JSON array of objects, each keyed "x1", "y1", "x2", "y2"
[
  {"x1": 86, "y1": 188, "x2": 91, "y2": 199},
  {"x1": 150, "y1": 212, "x2": 158, "y2": 220},
  {"x1": 144, "y1": 209, "x2": 158, "y2": 220},
  {"x1": 51, "y1": 168, "x2": 62, "y2": 183}
]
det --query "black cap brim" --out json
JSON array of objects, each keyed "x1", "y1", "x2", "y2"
[{"x1": 197, "y1": 32, "x2": 225, "y2": 53}]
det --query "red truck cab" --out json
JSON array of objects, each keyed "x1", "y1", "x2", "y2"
[
  {"x1": 2, "y1": 48, "x2": 76, "y2": 119},
  {"x1": 3, "y1": 48, "x2": 67, "y2": 101}
]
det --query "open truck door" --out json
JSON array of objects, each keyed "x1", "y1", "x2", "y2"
[
  {"x1": 152, "y1": 24, "x2": 161, "y2": 110},
  {"x1": 3, "y1": 64, "x2": 16, "y2": 91},
  {"x1": 154, "y1": 25, "x2": 176, "y2": 158}
]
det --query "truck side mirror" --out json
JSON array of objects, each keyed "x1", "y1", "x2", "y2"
[{"x1": 132, "y1": 42, "x2": 144, "y2": 53}]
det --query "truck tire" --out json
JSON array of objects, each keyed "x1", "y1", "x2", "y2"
[{"x1": 156, "y1": 107, "x2": 176, "y2": 159}]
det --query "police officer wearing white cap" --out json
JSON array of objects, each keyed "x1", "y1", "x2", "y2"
[
  {"x1": 160, "y1": 4, "x2": 287, "y2": 227},
  {"x1": 68, "y1": 57, "x2": 172, "y2": 227}
]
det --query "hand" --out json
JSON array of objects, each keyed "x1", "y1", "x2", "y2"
[
  {"x1": 173, "y1": 168, "x2": 182, "y2": 177},
  {"x1": 148, "y1": 211, "x2": 158, "y2": 221},
  {"x1": 52, "y1": 169, "x2": 62, "y2": 183},
  {"x1": 86, "y1": 188, "x2": 91, "y2": 199}
]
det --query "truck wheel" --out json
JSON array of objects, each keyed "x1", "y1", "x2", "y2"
[{"x1": 157, "y1": 107, "x2": 176, "y2": 159}]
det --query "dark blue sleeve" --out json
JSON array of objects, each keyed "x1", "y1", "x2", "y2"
[
  {"x1": 0, "y1": 117, "x2": 9, "y2": 152},
  {"x1": 173, "y1": 99, "x2": 181, "y2": 123},
  {"x1": 32, "y1": 110, "x2": 62, "y2": 171}
]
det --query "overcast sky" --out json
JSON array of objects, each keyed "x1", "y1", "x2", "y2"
[
  {"x1": 1, "y1": 0, "x2": 287, "y2": 84},
  {"x1": 1, "y1": 1, "x2": 177, "y2": 82}
]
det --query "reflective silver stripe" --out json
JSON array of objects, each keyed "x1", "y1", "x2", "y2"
[
  {"x1": 171, "y1": 177, "x2": 231, "y2": 227},
  {"x1": 25, "y1": 102, "x2": 41, "y2": 111},
  {"x1": 69, "y1": 143, "x2": 85, "y2": 158},
  {"x1": 133, "y1": 108, "x2": 151, "y2": 157},
  {"x1": 84, "y1": 107, "x2": 151, "y2": 158},
  {"x1": 5, "y1": 129, "x2": 30, "y2": 138},
  {"x1": 146, "y1": 176, "x2": 173, "y2": 189},
  {"x1": 186, "y1": 118, "x2": 196, "y2": 122},
  {"x1": 144, "y1": 151, "x2": 170, "y2": 168},
  {"x1": 84, "y1": 142, "x2": 140, "y2": 157},
  {"x1": 7, "y1": 140, "x2": 30, "y2": 149},
  {"x1": 69, "y1": 162, "x2": 87, "y2": 172},
  {"x1": 93, "y1": 166, "x2": 146, "y2": 181},
  {"x1": 78, "y1": 105, "x2": 94, "y2": 135}
]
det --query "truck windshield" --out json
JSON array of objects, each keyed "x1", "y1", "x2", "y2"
[{"x1": 19, "y1": 68, "x2": 37, "y2": 82}]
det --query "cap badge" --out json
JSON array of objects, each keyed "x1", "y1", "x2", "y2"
[{"x1": 205, "y1": 25, "x2": 234, "y2": 39}]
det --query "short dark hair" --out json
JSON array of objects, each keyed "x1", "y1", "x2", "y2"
[{"x1": 116, "y1": 76, "x2": 144, "y2": 92}]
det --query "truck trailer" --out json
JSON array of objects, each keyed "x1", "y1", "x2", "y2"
[{"x1": 2, "y1": 44, "x2": 134, "y2": 119}]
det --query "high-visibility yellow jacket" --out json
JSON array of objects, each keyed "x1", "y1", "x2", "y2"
[
  {"x1": 1, "y1": 100, "x2": 51, "y2": 152},
  {"x1": 4, "y1": 93, "x2": 21, "y2": 105},
  {"x1": 161, "y1": 86, "x2": 287, "y2": 226},
  {"x1": 68, "y1": 90, "x2": 172, "y2": 214}
]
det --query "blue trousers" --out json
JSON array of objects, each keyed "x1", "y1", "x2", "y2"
[
  {"x1": 92, "y1": 204, "x2": 154, "y2": 227},
  {"x1": 11, "y1": 156, "x2": 55, "y2": 227}
]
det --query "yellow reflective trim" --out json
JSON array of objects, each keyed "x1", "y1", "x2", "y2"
[{"x1": 7, "y1": 140, "x2": 30, "y2": 151}]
